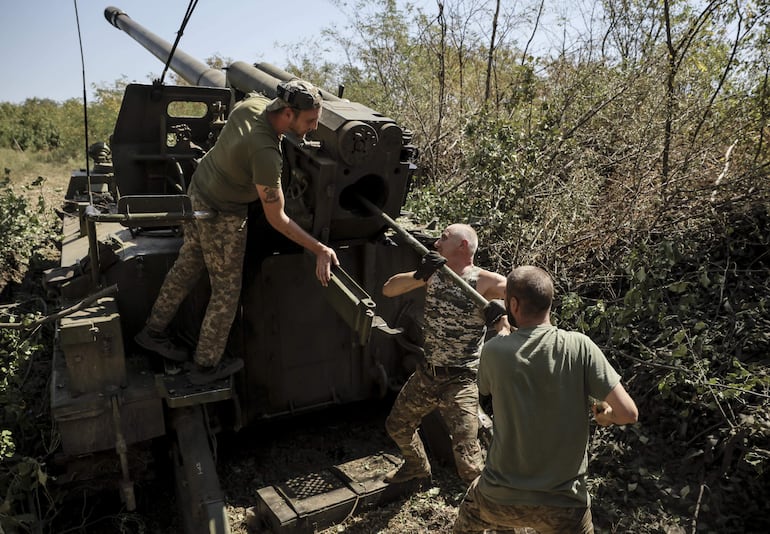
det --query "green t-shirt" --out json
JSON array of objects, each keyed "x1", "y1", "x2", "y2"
[
  {"x1": 477, "y1": 325, "x2": 621, "y2": 508},
  {"x1": 189, "y1": 94, "x2": 282, "y2": 215}
]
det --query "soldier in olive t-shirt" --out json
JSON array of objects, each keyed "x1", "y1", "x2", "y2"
[
  {"x1": 190, "y1": 94, "x2": 282, "y2": 215},
  {"x1": 135, "y1": 81, "x2": 338, "y2": 386},
  {"x1": 453, "y1": 266, "x2": 638, "y2": 534},
  {"x1": 478, "y1": 326, "x2": 620, "y2": 508}
]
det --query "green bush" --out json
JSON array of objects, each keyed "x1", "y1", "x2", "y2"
[
  {"x1": 555, "y1": 205, "x2": 770, "y2": 532},
  {"x1": 0, "y1": 176, "x2": 57, "y2": 289},
  {"x1": 0, "y1": 178, "x2": 58, "y2": 533}
]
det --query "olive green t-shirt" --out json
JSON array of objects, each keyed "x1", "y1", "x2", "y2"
[
  {"x1": 477, "y1": 325, "x2": 621, "y2": 508},
  {"x1": 189, "y1": 94, "x2": 282, "y2": 215}
]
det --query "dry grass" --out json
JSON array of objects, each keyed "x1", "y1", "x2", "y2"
[{"x1": 0, "y1": 147, "x2": 74, "y2": 190}]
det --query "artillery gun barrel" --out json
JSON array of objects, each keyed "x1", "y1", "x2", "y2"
[
  {"x1": 104, "y1": 6, "x2": 341, "y2": 102},
  {"x1": 252, "y1": 62, "x2": 342, "y2": 102},
  {"x1": 225, "y1": 61, "x2": 290, "y2": 99},
  {"x1": 104, "y1": 6, "x2": 226, "y2": 87},
  {"x1": 224, "y1": 62, "x2": 341, "y2": 102}
]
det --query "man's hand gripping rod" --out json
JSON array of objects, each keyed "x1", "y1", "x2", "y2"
[{"x1": 356, "y1": 196, "x2": 489, "y2": 308}]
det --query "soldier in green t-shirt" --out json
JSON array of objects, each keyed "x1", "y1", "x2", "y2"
[
  {"x1": 453, "y1": 266, "x2": 639, "y2": 534},
  {"x1": 135, "y1": 80, "x2": 339, "y2": 385}
]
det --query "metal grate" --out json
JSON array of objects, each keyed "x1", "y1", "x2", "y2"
[{"x1": 280, "y1": 470, "x2": 344, "y2": 500}]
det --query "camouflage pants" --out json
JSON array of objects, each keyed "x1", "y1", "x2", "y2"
[
  {"x1": 385, "y1": 364, "x2": 483, "y2": 483},
  {"x1": 453, "y1": 477, "x2": 594, "y2": 534},
  {"x1": 146, "y1": 192, "x2": 247, "y2": 366}
]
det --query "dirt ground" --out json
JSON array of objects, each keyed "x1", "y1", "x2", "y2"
[
  {"x1": 223, "y1": 401, "x2": 469, "y2": 534},
  {"x1": 2, "y1": 152, "x2": 72, "y2": 212}
]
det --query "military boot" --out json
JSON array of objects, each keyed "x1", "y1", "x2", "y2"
[
  {"x1": 384, "y1": 458, "x2": 432, "y2": 484},
  {"x1": 135, "y1": 327, "x2": 188, "y2": 362},
  {"x1": 187, "y1": 358, "x2": 244, "y2": 385}
]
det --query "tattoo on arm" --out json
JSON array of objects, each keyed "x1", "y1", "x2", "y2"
[{"x1": 262, "y1": 186, "x2": 280, "y2": 204}]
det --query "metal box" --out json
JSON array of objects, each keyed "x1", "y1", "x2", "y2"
[
  {"x1": 51, "y1": 352, "x2": 165, "y2": 456},
  {"x1": 59, "y1": 296, "x2": 126, "y2": 394},
  {"x1": 253, "y1": 453, "x2": 417, "y2": 533}
]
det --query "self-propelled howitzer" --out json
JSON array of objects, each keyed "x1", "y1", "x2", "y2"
[{"x1": 45, "y1": 6, "x2": 431, "y2": 534}]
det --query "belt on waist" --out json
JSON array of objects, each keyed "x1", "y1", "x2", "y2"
[{"x1": 423, "y1": 363, "x2": 471, "y2": 377}]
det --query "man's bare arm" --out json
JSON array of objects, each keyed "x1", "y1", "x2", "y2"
[
  {"x1": 478, "y1": 270, "x2": 507, "y2": 301},
  {"x1": 593, "y1": 383, "x2": 639, "y2": 426},
  {"x1": 258, "y1": 185, "x2": 338, "y2": 285},
  {"x1": 382, "y1": 272, "x2": 426, "y2": 297}
]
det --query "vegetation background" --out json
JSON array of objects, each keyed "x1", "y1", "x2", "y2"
[{"x1": 1, "y1": 0, "x2": 768, "y2": 532}]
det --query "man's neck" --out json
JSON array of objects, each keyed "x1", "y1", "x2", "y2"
[
  {"x1": 266, "y1": 112, "x2": 286, "y2": 137},
  {"x1": 516, "y1": 317, "x2": 551, "y2": 328},
  {"x1": 446, "y1": 258, "x2": 473, "y2": 276}
]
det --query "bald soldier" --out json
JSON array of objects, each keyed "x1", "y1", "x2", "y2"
[{"x1": 381, "y1": 224, "x2": 508, "y2": 484}]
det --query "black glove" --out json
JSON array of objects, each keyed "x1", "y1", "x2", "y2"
[
  {"x1": 483, "y1": 300, "x2": 506, "y2": 328},
  {"x1": 413, "y1": 251, "x2": 446, "y2": 281}
]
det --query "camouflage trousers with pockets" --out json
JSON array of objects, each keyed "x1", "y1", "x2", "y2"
[
  {"x1": 146, "y1": 192, "x2": 247, "y2": 367},
  {"x1": 385, "y1": 364, "x2": 483, "y2": 483},
  {"x1": 453, "y1": 477, "x2": 594, "y2": 534}
]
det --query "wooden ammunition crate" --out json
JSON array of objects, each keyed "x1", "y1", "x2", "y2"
[
  {"x1": 253, "y1": 453, "x2": 420, "y2": 533},
  {"x1": 59, "y1": 296, "x2": 126, "y2": 394},
  {"x1": 51, "y1": 352, "x2": 165, "y2": 456}
]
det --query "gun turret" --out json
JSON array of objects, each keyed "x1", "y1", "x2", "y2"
[{"x1": 104, "y1": 6, "x2": 417, "y2": 242}]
